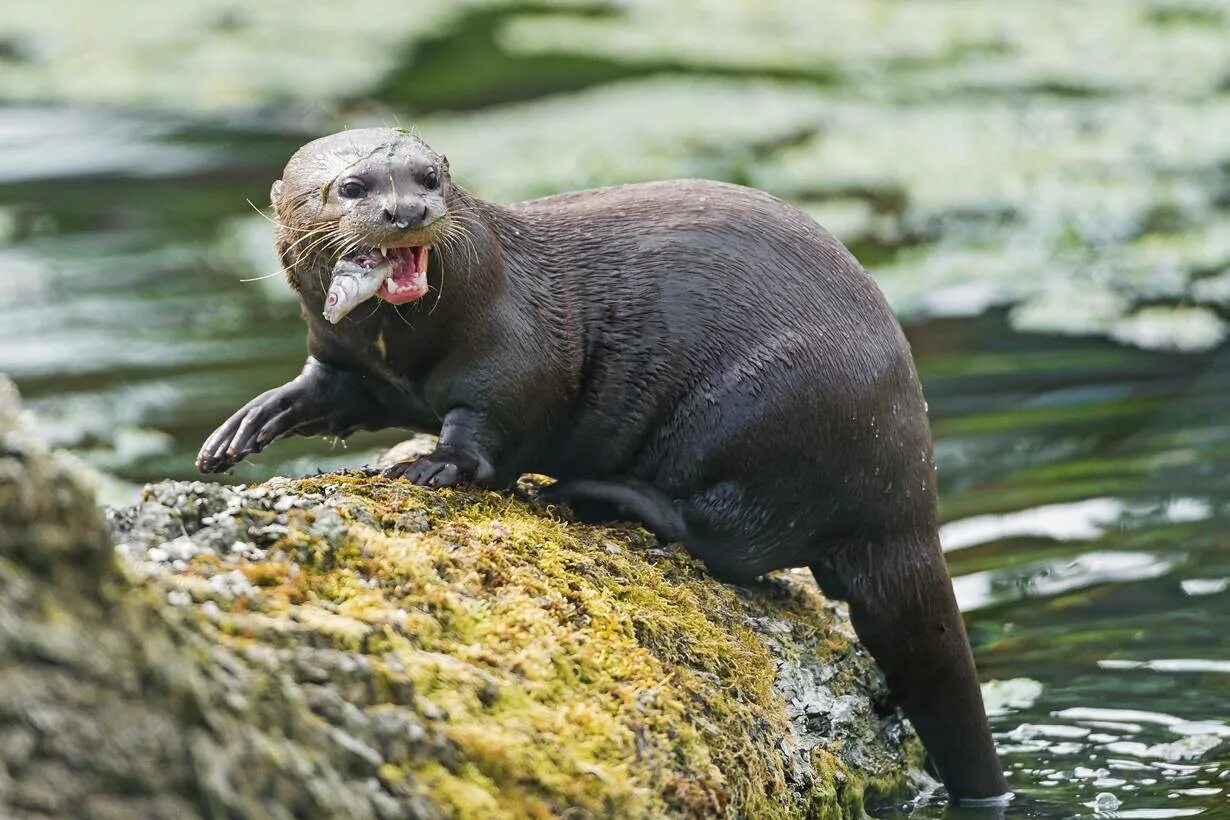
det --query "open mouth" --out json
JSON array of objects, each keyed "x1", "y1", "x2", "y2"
[{"x1": 376, "y1": 245, "x2": 430, "y2": 305}]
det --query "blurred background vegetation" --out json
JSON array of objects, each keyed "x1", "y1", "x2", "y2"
[{"x1": 0, "y1": 1, "x2": 1227, "y2": 815}]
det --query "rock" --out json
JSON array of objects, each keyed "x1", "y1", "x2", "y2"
[
  {"x1": 1, "y1": 375, "x2": 921, "y2": 818},
  {"x1": 373, "y1": 435, "x2": 438, "y2": 470}
]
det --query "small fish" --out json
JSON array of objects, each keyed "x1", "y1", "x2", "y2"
[{"x1": 323, "y1": 251, "x2": 390, "y2": 324}]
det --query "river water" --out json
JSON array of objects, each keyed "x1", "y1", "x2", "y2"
[{"x1": 2, "y1": 9, "x2": 1228, "y2": 813}]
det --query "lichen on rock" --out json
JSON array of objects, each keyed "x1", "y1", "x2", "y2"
[{"x1": 2, "y1": 374, "x2": 920, "y2": 818}]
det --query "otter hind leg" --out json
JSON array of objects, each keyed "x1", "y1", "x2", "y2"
[
  {"x1": 540, "y1": 479, "x2": 688, "y2": 543},
  {"x1": 811, "y1": 539, "x2": 1008, "y2": 803}
]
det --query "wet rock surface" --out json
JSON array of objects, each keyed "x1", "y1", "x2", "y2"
[{"x1": 1, "y1": 376, "x2": 920, "y2": 818}]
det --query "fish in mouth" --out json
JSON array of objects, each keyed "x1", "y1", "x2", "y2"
[{"x1": 322, "y1": 245, "x2": 431, "y2": 324}]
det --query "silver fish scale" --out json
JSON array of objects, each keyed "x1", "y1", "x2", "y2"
[{"x1": 322, "y1": 261, "x2": 388, "y2": 324}]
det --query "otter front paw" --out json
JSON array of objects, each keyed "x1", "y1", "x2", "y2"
[
  {"x1": 383, "y1": 447, "x2": 479, "y2": 488},
  {"x1": 197, "y1": 384, "x2": 303, "y2": 473}
]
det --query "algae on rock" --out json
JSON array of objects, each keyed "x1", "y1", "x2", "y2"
[{"x1": 1, "y1": 373, "x2": 920, "y2": 818}]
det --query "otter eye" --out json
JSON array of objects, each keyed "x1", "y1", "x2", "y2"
[
  {"x1": 338, "y1": 179, "x2": 367, "y2": 199},
  {"x1": 424, "y1": 168, "x2": 439, "y2": 190}
]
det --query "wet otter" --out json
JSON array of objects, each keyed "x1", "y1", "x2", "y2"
[{"x1": 197, "y1": 128, "x2": 1008, "y2": 802}]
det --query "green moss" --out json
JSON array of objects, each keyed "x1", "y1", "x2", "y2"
[
  {"x1": 415, "y1": 761, "x2": 527, "y2": 819},
  {"x1": 119, "y1": 473, "x2": 915, "y2": 817}
]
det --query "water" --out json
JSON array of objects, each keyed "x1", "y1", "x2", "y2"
[
  {"x1": 2, "y1": 6, "x2": 1228, "y2": 813},
  {"x1": 899, "y1": 315, "x2": 1230, "y2": 818}
]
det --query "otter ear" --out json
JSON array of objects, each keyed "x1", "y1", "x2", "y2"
[
  {"x1": 440, "y1": 155, "x2": 450, "y2": 175},
  {"x1": 270, "y1": 179, "x2": 284, "y2": 206}
]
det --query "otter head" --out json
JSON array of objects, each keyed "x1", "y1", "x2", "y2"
[{"x1": 271, "y1": 127, "x2": 454, "y2": 305}]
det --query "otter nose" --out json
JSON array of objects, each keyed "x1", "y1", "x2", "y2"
[{"x1": 383, "y1": 201, "x2": 430, "y2": 231}]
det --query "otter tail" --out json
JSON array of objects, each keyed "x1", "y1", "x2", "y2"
[{"x1": 540, "y1": 479, "x2": 688, "y2": 543}]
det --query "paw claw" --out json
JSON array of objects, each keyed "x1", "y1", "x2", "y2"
[{"x1": 384, "y1": 451, "x2": 475, "y2": 489}]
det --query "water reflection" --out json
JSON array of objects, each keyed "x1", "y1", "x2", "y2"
[
  {"x1": 953, "y1": 551, "x2": 1180, "y2": 613},
  {"x1": 0, "y1": 107, "x2": 209, "y2": 182},
  {"x1": 941, "y1": 498, "x2": 1129, "y2": 553}
]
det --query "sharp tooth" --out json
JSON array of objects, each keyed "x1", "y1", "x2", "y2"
[{"x1": 380, "y1": 246, "x2": 388, "y2": 258}]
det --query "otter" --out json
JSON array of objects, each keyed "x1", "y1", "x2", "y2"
[{"x1": 197, "y1": 128, "x2": 1008, "y2": 802}]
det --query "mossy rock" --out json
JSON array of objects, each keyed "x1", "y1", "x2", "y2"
[{"x1": 1, "y1": 375, "x2": 921, "y2": 818}]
